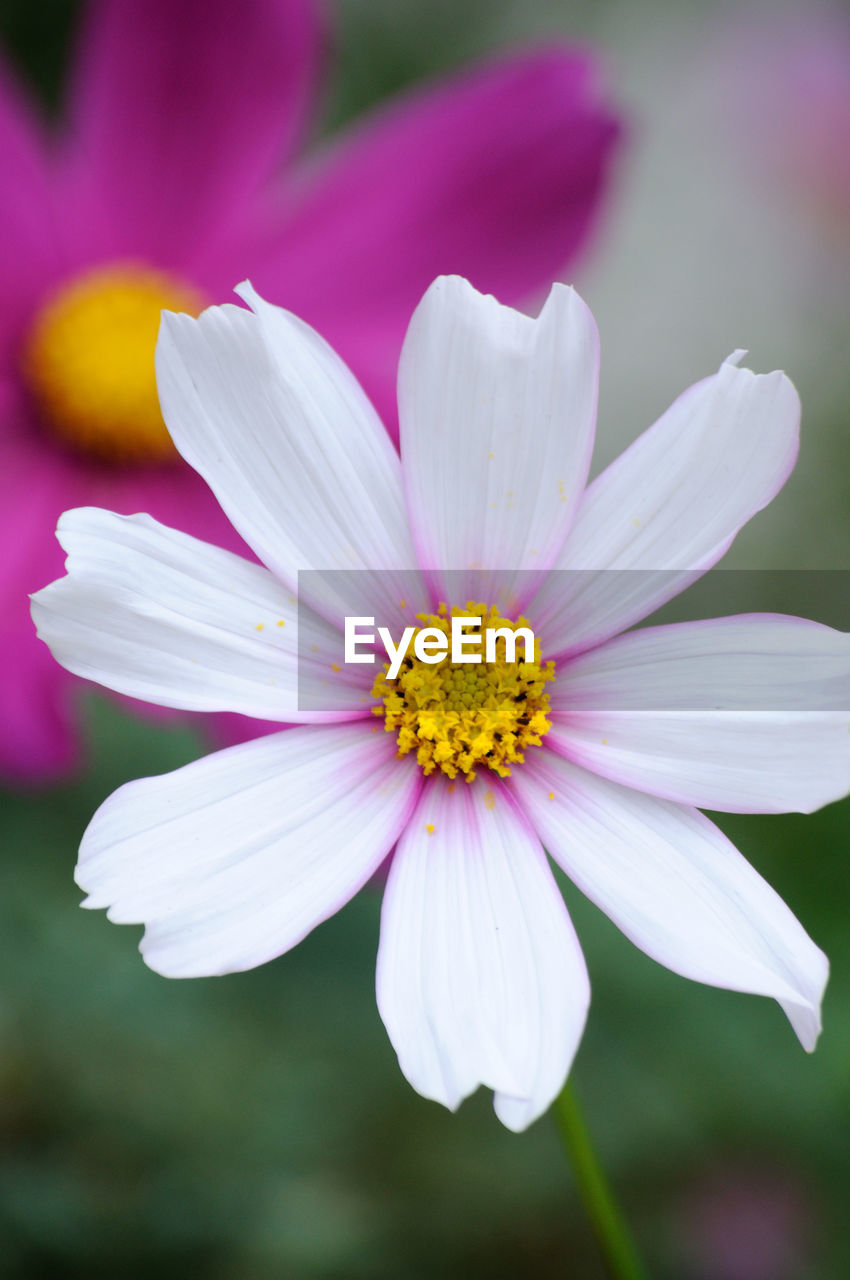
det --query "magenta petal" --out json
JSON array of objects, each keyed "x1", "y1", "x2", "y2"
[
  {"x1": 61, "y1": 0, "x2": 325, "y2": 268},
  {"x1": 1, "y1": 377, "x2": 251, "y2": 783},
  {"x1": 0, "y1": 57, "x2": 61, "y2": 365},
  {"x1": 1, "y1": 613, "x2": 78, "y2": 783},
  {"x1": 245, "y1": 47, "x2": 621, "y2": 432},
  {"x1": 0, "y1": 409, "x2": 82, "y2": 782}
]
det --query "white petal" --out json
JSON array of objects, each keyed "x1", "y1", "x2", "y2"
[
  {"x1": 532, "y1": 357, "x2": 801, "y2": 655},
  {"x1": 548, "y1": 615, "x2": 850, "y2": 812},
  {"x1": 376, "y1": 777, "x2": 589, "y2": 1131},
  {"x1": 155, "y1": 284, "x2": 424, "y2": 629},
  {"x1": 30, "y1": 508, "x2": 374, "y2": 722},
  {"x1": 399, "y1": 275, "x2": 599, "y2": 606},
  {"x1": 78, "y1": 724, "x2": 421, "y2": 977},
  {"x1": 511, "y1": 752, "x2": 828, "y2": 1049}
]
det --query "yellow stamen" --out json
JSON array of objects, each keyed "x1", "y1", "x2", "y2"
[
  {"x1": 23, "y1": 262, "x2": 203, "y2": 463},
  {"x1": 372, "y1": 601, "x2": 555, "y2": 783}
]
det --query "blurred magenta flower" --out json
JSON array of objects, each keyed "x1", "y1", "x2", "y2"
[{"x1": 0, "y1": 0, "x2": 620, "y2": 783}]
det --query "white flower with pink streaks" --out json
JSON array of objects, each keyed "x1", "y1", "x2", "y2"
[{"x1": 31, "y1": 276, "x2": 850, "y2": 1131}]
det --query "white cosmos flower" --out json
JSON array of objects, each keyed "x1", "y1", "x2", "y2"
[{"x1": 31, "y1": 276, "x2": 850, "y2": 1132}]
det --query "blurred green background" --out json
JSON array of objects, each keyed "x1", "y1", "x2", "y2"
[{"x1": 1, "y1": 1, "x2": 849, "y2": 1276}]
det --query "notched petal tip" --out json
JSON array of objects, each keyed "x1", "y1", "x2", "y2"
[
  {"x1": 785, "y1": 1000, "x2": 824, "y2": 1054},
  {"x1": 784, "y1": 944, "x2": 829, "y2": 1053},
  {"x1": 412, "y1": 273, "x2": 481, "y2": 319},
  {"x1": 716, "y1": 354, "x2": 801, "y2": 414},
  {"x1": 138, "y1": 932, "x2": 214, "y2": 980},
  {"x1": 28, "y1": 582, "x2": 51, "y2": 620},
  {"x1": 233, "y1": 278, "x2": 262, "y2": 310},
  {"x1": 29, "y1": 579, "x2": 74, "y2": 647},
  {"x1": 154, "y1": 307, "x2": 194, "y2": 360},
  {"x1": 156, "y1": 306, "x2": 184, "y2": 331},
  {"x1": 415, "y1": 272, "x2": 593, "y2": 330},
  {"x1": 493, "y1": 1090, "x2": 543, "y2": 1133}
]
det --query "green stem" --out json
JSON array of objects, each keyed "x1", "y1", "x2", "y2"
[{"x1": 552, "y1": 1080, "x2": 649, "y2": 1280}]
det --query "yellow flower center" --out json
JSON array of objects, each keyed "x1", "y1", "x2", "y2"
[
  {"x1": 23, "y1": 263, "x2": 203, "y2": 464},
  {"x1": 372, "y1": 602, "x2": 555, "y2": 783}
]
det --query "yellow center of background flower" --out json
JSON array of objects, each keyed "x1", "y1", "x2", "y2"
[
  {"x1": 372, "y1": 602, "x2": 555, "y2": 782},
  {"x1": 23, "y1": 263, "x2": 203, "y2": 464}
]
